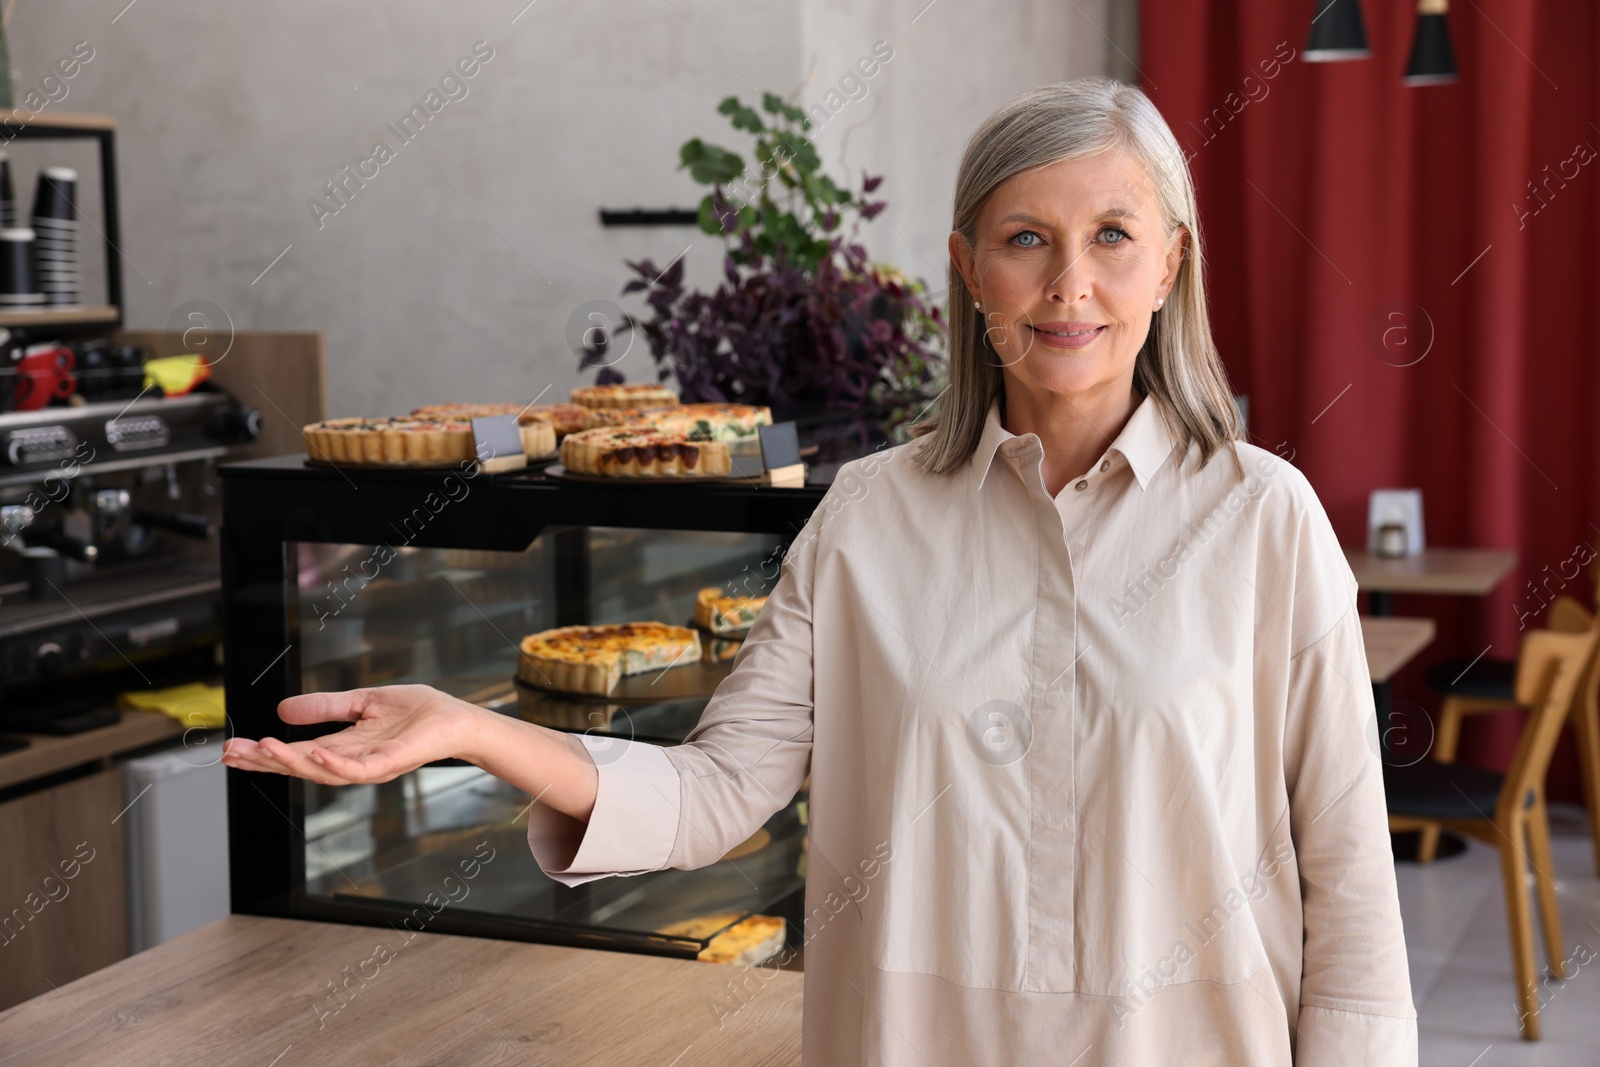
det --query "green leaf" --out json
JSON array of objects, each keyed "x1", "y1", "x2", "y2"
[
  {"x1": 781, "y1": 136, "x2": 821, "y2": 176},
  {"x1": 761, "y1": 91, "x2": 786, "y2": 114},
  {"x1": 698, "y1": 194, "x2": 736, "y2": 236},
  {"x1": 680, "y1": 138, "x2": 746, "y2": 185},
  {"x1": 725, "y1": 101, "x2": 764, "y2": 133}
]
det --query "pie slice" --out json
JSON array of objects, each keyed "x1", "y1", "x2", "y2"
[
  {"x1": 302, "y1": 417, "x2": 474, "y2": 465},
  {"x1": 517, "y1": 621, "x2": 701, "y2": 695},
  {"x1": 560, "y1": 426, "x2": 731, "y2": 477},
  {"x1": 656, "y1": 912, "x2": 787, "y2": 966},
  {"x1": 571, "y1": 383, "x2": 680, "y2": 409},
  {"x1": 694, "y1": 586, "x2": 768, "y2": 634}
]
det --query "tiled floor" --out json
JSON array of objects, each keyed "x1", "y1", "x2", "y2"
[{"x1": 1397, "y1": 803, "x2": 1600, "y2": 1065}]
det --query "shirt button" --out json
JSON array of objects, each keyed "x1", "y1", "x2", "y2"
[
  {"x1": 1099, "y1": 460, "x2": 1110, "y2": 472},
  {"x1": 1074, "y1": 479, "x2": 1088, "y2": 491}
]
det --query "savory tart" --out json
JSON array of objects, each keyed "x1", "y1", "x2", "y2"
[
  {"x1": 412, "y1": 402, "x2": 588, "y2": 438},
  {"x1": 517, "y1": 621, "x2": 701, "y2": 695},
  {"x1": 584, "y1": 402, "x2": 773, "y2": 441},
  {"x1": 571, "y1": 383, "x2": 679, "y2": 409},
  {"x1": 656, "y1": 912, "x2": 786, "y2": 966},
  {"x1": 409, "y1": 403, "x2": 557, "y2": 458},
  {"x1": 560, "y1": 426, "x2": 731, "y2": 477},
  {"x1": 302, "y1": 417, "x2": 474, "y2": 465},
  {"x1": 694, "y1": 586, "x2": 767, "y2": 634}
]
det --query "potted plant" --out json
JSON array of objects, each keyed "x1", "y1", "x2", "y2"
[{"x1": 596, "y1": 92, "x2": 946, "y2": 440}]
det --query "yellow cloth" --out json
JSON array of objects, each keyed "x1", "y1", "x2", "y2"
[
  {"x1": 118, "y1": 682, "x2": 225, "y2": 729},
  {"x1": 142, "y1": 354, "x2": 212, "y2": 396}
]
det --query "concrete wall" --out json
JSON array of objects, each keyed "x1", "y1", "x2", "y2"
[{"x1": 6, "y1": 0, "x2": 1122, "y2": 418}]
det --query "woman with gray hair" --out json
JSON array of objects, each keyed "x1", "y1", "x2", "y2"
[{"x1": 225, "y1": 76, "x2": 1417, "y2": 1065}]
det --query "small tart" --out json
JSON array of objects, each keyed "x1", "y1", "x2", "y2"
[
  {"x1": 302, "y1": 416, "x2": 474, "y2": 466},
  {"x1": 694, "y1": 586, "x2": 767, "y2": 634},
  {"x1": 517, "y1": 621, "x2": 701, "y2": 695},
  {"x1": 571, "y1": 383, "x2": 679, "y2": 410},
  {"x1": 560, "y1": 426, "x2": 731, "y2": 477},
  {"x1": 583, "y1": 402, "x2": 773, "y2": 441}
]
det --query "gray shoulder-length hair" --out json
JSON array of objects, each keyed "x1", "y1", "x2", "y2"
[{"x1": 908, "y1": 76, "x2": 1244, "y2": 477}]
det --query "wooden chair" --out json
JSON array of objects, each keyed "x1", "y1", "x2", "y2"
[
  {"x1": 1420, "y1": 594, "x2": 1600, "y2": 871},
  {"x1": 1386, "y1": 626, "x2": 1600, "y2": 1040}
]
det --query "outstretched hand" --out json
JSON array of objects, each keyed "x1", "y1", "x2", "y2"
[{"x1": 221, "y1": 684, "x2": 479, "y2": 786}]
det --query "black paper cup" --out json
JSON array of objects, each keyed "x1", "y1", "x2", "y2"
[
  {"x1": 31, "y1": 167, "x2": 77, "y2": 221},
  {"x1": 0, "y1": 152, "x2": 14, "y2": 230},
  {"x1": 0, "y1": 228, "x2": 35, "y2": 296}
]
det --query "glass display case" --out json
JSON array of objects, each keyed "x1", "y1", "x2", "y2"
[{"x1": 221, "y1": 450, "x2": 853, "y2": 960}]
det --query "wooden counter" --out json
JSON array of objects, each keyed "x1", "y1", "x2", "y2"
[
  {"x1": 0, "y1": 914, "x2": 804, "y2": 1065},
  {"x1": 0, "y1": 708, "x2": 185, "y2": 791}
]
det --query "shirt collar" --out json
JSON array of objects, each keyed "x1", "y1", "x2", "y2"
[{"x1": 971, "y1": 391, "x2": 1179, "y2": 492}]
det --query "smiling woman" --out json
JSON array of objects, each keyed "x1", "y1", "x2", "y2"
[
  {"x1": 225, "y1": 76, "x2": 1417, "y2": 1067},
  {"x1": 914, "y1": 79, "x2": 1243, "y2": 497}
]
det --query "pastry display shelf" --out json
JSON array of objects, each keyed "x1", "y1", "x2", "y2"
[
  {"x1": 304, "y1": 763, "x2": 808, "y2": 959},
  {"x1": 221, "y1": 452, "x2": 836, "y2": 959}
]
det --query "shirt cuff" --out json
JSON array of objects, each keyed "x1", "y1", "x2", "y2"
[
  {"x1": 1295, "y1": 1003, "x2": 1418, "y2": 1067},
  {"x1": 525, "y1": 733, "x2": 682, "y2": 887}
]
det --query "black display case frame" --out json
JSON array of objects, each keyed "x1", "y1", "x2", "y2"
[{"x1": 220, "y1": 453, "x2": 831, "y2": 957}]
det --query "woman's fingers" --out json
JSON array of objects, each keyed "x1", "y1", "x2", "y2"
[{"x1": 277, "y1": 689, "x2": 375, "y2": 726}]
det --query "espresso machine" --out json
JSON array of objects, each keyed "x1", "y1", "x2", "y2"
[{"x1": 0, "y1": 333, "x2": 260, "y2": 734}]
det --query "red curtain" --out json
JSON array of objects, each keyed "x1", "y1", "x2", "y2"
[{"x1": 1142, "y1": 1, "x2": 1600, "y2": 797}]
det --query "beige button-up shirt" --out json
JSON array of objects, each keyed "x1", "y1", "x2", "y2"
[{"x1": 527, "y1": 392, "x2": 1418, "y2": 1066}]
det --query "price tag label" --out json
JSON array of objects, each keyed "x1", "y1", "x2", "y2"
[{"x1": 471, "y1": 415, "x2": 527, "y2": 474}]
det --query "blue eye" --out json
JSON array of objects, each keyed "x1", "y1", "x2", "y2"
[
  {"x1": 1102, "y1": 226, "x2": 1130, "y2": 245},
  {"x1": 1010, "y1": 230, "x2": 1043, "y2": 248}
]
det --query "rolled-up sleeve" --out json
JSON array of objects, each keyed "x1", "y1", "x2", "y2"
[
  {"x1": 526, "y1": 731, "x2": 684, "y2": 886},
  {"x1": 526, "y1": 481, "x2": 824, "y2": 885},
  {"x1": 1282, "y1": 582, "x2": 1419, "y2": 1064}
]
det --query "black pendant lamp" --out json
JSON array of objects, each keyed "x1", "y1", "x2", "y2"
[
  {"x1": 1403, "y1": 0, "x2": 1459, "y2": 84},
  {"x1": 1304, "y1": 0, "x2": 1371, "y2": 62}
]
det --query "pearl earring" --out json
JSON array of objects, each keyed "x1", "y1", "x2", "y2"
[
  {"x1": 1155, "y1": 298, "x2": 1164, "y2": 309},
  {"x1": 974, "y1": 300, "x2": 981, "y2": 309}
]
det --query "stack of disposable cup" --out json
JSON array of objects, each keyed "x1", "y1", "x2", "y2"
[{"x1": 31, "y1": 167, "x2": 79, "y2": 308}]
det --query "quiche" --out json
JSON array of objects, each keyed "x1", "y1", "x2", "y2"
[
  {"x1": 656, "y1": 912, "x2": 786, "y2": 966},
  {"x1": 694, "y1": 586, "x2": 767, "y2": 634},
  {"x1": 560, "y1": 426, "x2": 731, "y2": 478},
  {"x1": 517, "y1": 621, "x2": 701, "y2": 695},
  {"x1": 571, "y1": 383, "x2": 679, "y2": 410},
  {"x1": 584, "y1": 402, "x2": 773, "y2": 442},
  {"x1": 302, "y1": 417, "x2": 474, "y2": 465},
  {"x1": 408, "y1": 403, "x2": 556, "y2": 458},
  {"x1": 412, "y1": 402, "x2": 588, "y2": 438}
]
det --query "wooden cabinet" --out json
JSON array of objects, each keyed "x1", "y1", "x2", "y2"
[{"x1": 0, "y1": 710, "x2": 184, "y2": 1011}]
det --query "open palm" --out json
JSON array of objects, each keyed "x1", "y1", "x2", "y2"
[{"x1": 221, "y1": 684, "x2": 477, "y2": 786}]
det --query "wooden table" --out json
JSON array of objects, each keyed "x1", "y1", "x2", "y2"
[
  {"x1": 0, "y1": 915, "x2": 803, "y2": 1065},
  {"x1": 1361, "y1": 616, "x2": 1437, "y2": 684},
  {"x1": 1345, "y1": 547, "x2": 1518, "y2": 613}
]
